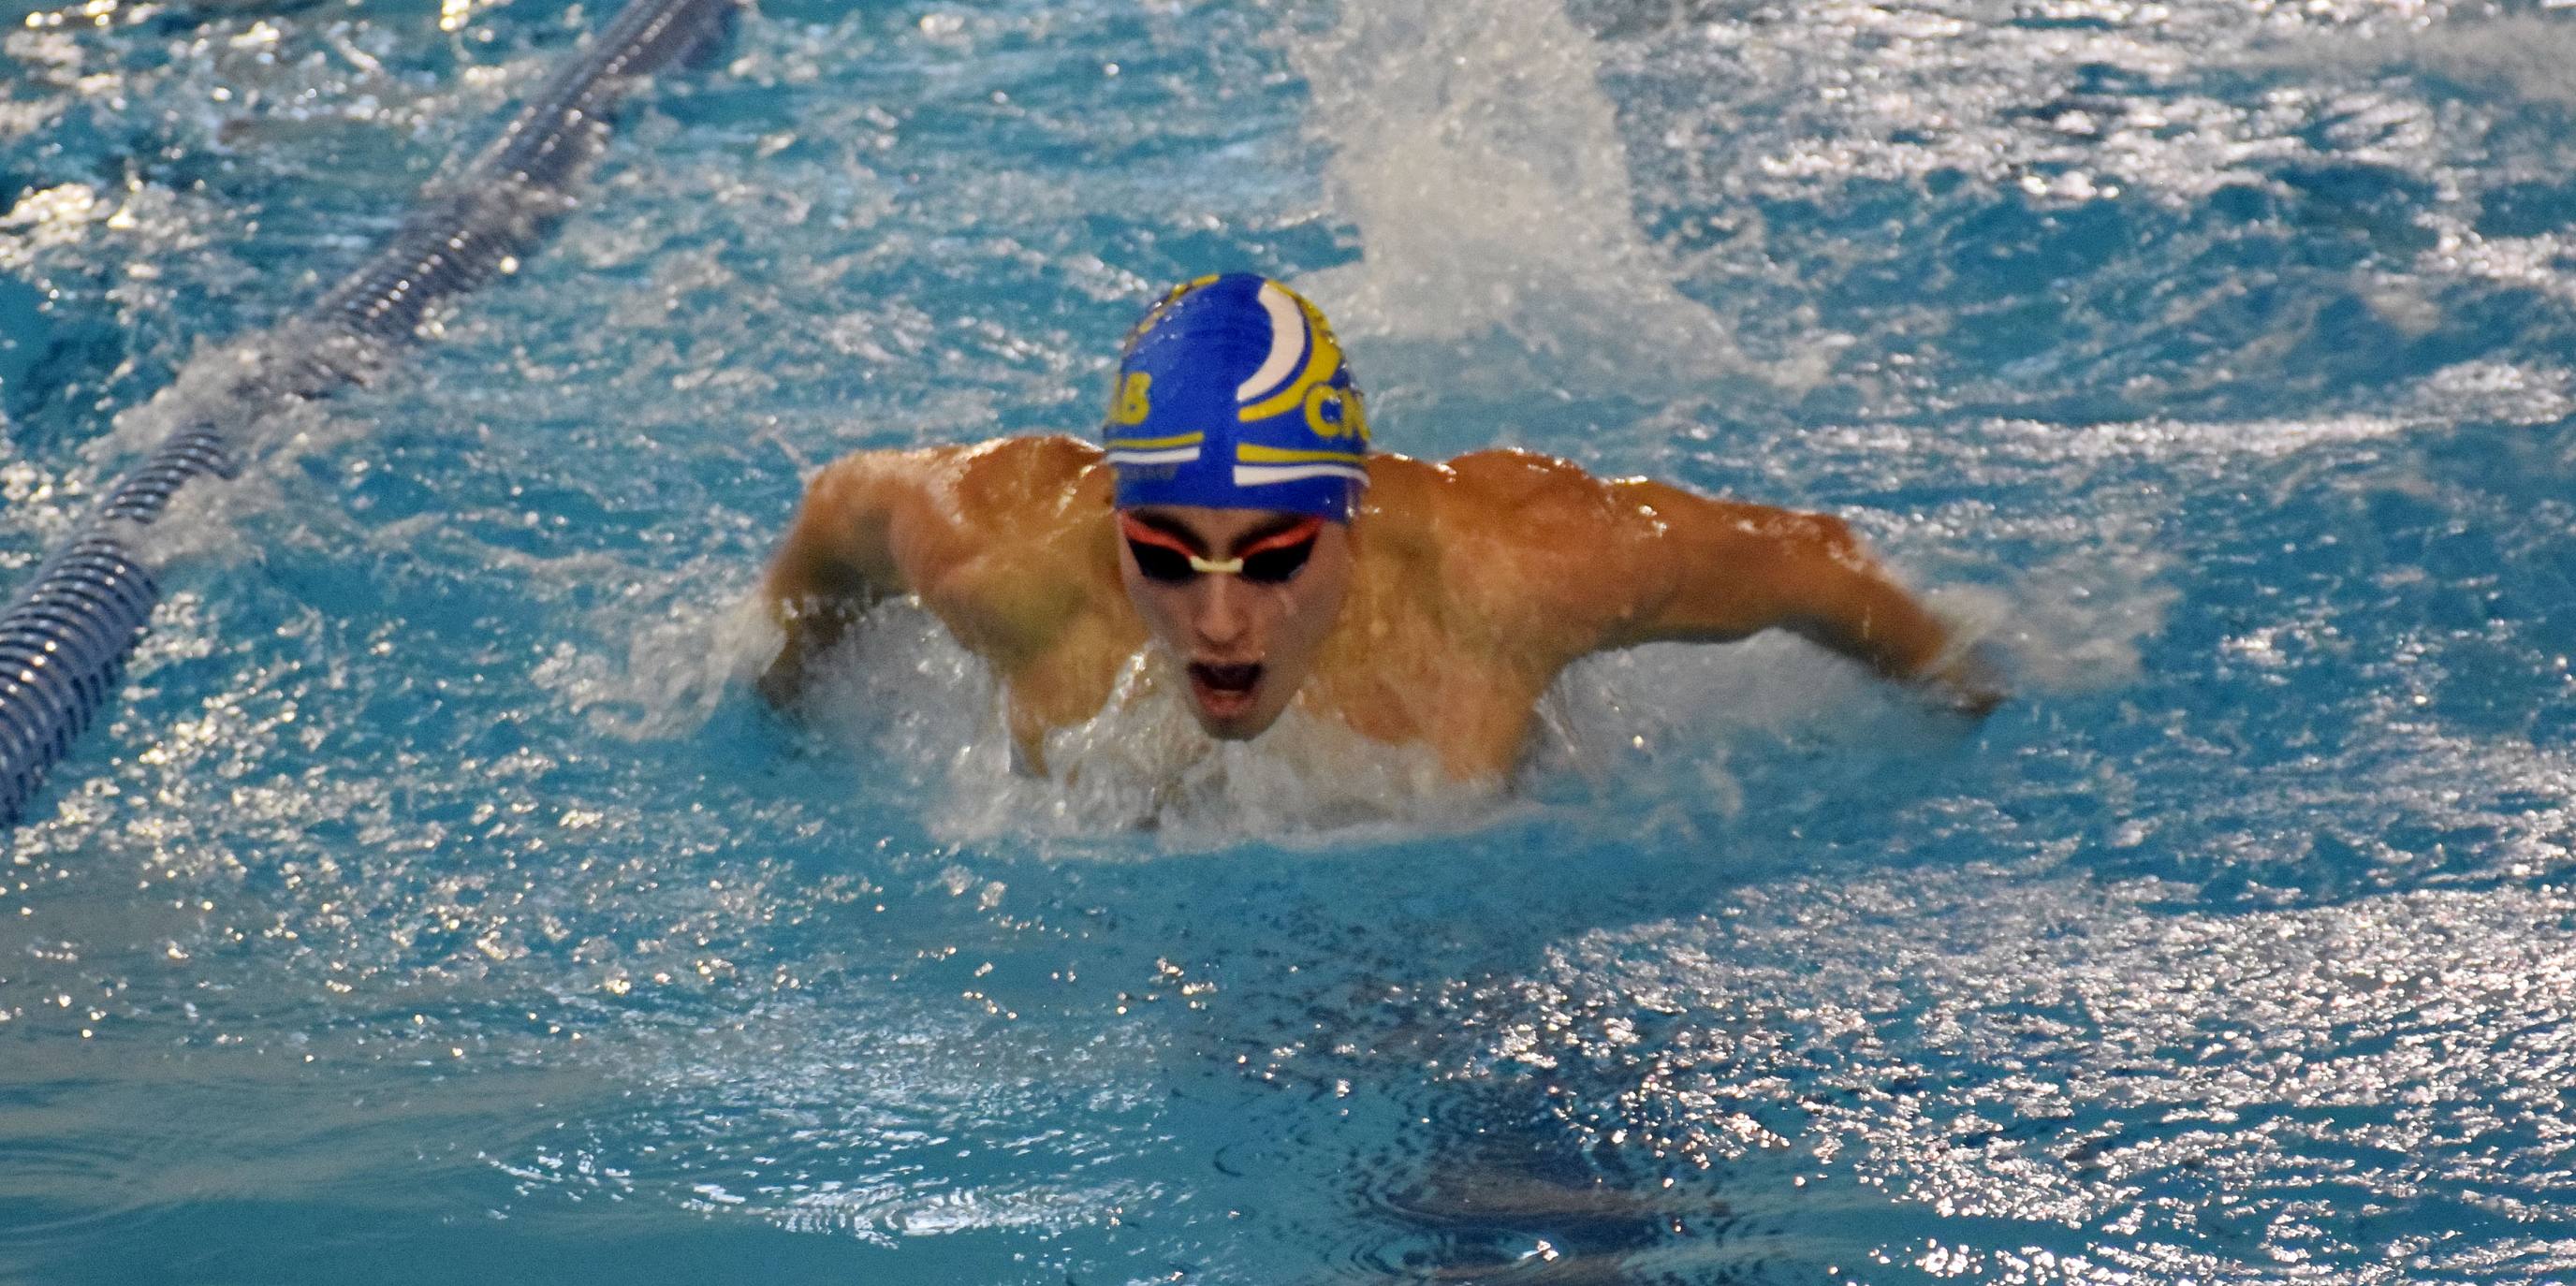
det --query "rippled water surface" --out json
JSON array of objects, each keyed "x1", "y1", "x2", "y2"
[{"x1": 6, "y1": 0, "x2": 2576, "y2": 1280}]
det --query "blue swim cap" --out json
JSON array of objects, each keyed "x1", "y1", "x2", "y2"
[{"x1": 1101, "y1": 273, "x2": 1369, "y2": 523}]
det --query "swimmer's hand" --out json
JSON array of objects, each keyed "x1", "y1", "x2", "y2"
[
  {"x1": 1918, "y1": 638, "x2": 2008, "y2": 719},
  {"x1": 755, "y1": 594, "x2": 865, "y2": 710}
]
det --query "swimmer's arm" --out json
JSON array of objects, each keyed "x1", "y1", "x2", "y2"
[
  {"x1": 758, "y1": 437, "x2": 1104, "y2": 707},
  {"x1": 1607, "y1": 482, "x2": 2003, "y2": 715},
  {"x1": 756, "y1": 449, "x2": 941, "y2": 705}
]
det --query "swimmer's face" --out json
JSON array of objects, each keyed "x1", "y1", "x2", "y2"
[{"x1": 1115, "y1": 504, "x2": 1354, "y2": 740}]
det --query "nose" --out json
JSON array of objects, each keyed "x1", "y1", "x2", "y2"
[{"x1": 1190, "y1": 574, "x2": 1252, "y2": 650}]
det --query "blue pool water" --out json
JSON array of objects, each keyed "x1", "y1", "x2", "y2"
[{"x1": 7, "y1": 0, "x2": 2576, "y2": 1280}]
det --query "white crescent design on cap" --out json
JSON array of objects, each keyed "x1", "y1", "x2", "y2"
[{"x1": 1235, "y1": 281, "x2": 1309, "y2": 404}]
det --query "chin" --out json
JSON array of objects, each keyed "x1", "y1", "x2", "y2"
[
  {"x1": 1187, "y1": 687, "x2": 1291, "y2": 740},
  {"x1": 1193, "y1": 707, "x2": 1284, "y2": 740}
]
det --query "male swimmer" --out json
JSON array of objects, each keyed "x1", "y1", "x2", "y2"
[{"x1": 759, "y1": 273, "x2": 2000, "y2": 781}]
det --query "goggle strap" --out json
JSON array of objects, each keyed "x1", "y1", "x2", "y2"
[
  {"x1": 1117, "y1": 514, "x2": 1321, "y2": 577},
  {"x1": 1236, "y1": 518, "x2": 1325, "y2": 559}
]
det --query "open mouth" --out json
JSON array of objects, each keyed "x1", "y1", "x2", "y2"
[{"x1": 1186, "y1": 662, "x2": 1264, "y2": 721}]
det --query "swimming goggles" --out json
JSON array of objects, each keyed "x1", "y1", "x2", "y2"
[{"x1": 1118, "y1": 513, "x2": 1322, "y2": 585}]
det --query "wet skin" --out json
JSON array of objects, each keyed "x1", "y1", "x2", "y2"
[{"x1": 758, "y1": 435, "x2": 2000, "y2": 780}]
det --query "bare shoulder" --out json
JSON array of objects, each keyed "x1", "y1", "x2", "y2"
[
  {"x1": 851, "y1": 435, "x2": 1115, "y2": 660},
  {"x1": 841, "y1": 433, "x2": 1097, "y2": 524},
  {"x1": 1437, "y1": 448, "x2": 1842, "y2": 551},
  {"x1": 1385, "y1": 448, "x2": 1852, "y2": 657},
  {"x1": 801, "y1": 435, "x2": 1090, "y2": 550},
  {"x1": 1441, "y1": 447, "x2": 1620, "y2": 514},
  {"x1": 1356, "y1": 449, "x2": 1611, "y2": 537},
  {"x1": 1409, "y1": 448, "x2": 1685, "y2": 570},
  {"x1": 1350, "y1": 451, "x2": 1627, "y2": 654},
  {"x1": 764, "y1": 435, "x2": 1112, "y2": 700},
  {"x1": 951, "y1": 433, "x2": 1105, "y2": 503}
]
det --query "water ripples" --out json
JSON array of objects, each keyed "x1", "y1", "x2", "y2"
[
  {"x1": 4, "y1": 0, "x2": 2576, "y2": 1279},
  {"x1": 1496, "y1": 872, "x2": 2576, "y2": 1280}
]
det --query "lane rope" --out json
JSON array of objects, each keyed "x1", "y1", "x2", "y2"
[{"x1": 0, "y1": 0, "x2": 741, "y2": 825}]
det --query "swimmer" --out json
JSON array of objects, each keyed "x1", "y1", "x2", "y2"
[{"x1": 759, "y1": 273, "x2": 2000, "y2": 781}]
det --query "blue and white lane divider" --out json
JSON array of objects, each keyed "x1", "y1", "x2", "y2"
[{"x1": 0, "y1": 0, "x2": 740, "y2": 826}]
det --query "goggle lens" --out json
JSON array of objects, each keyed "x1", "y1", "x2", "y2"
[
  {"x1": 1120, "y1": 515, "x2": 1321, "y2": 586},
  {"x1": 1128, "y1": 539, "x2": 1196, "y2": 583}
]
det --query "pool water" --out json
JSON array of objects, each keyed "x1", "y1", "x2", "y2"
[{"x1": 6, "y1": 0, "x2": 2576, "y2": 1280}]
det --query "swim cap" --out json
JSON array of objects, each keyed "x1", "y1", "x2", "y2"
[{"x1": 1101, "y1": 273, "x2": 1369, "y2": 523}]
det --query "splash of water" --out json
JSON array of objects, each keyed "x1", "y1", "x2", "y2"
[
  {"x1": 538, "y1": 581, "x2": 782, "y2": 741},
  {"x1": 1281, "y1": 0, "x2": 1818, "y2": 399},
  {"x1": 811, "y1": 602, "x2": 1500, "y2": 846}
]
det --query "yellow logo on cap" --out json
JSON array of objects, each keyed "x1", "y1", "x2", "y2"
[
  {"x1": 1109, "y1": 372, "x2": 1153, "y2": 427},
  {"x1": 1302, "y1": 384, "x2": 1367, "y2": 443}
]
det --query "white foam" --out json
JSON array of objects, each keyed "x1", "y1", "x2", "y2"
[
  {"x1": 534, "y1": 575, "x2": 781, "y2": 742},
  {"x1": 789, "y1": 601, "x2": 1500, "y2": 848},
  {"x1": 548, "y1": 562, "x2": 2116, "y2": 843},
  {"x1": 2290, "y1": 15, "x2": 2576, "y2": 109}
]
